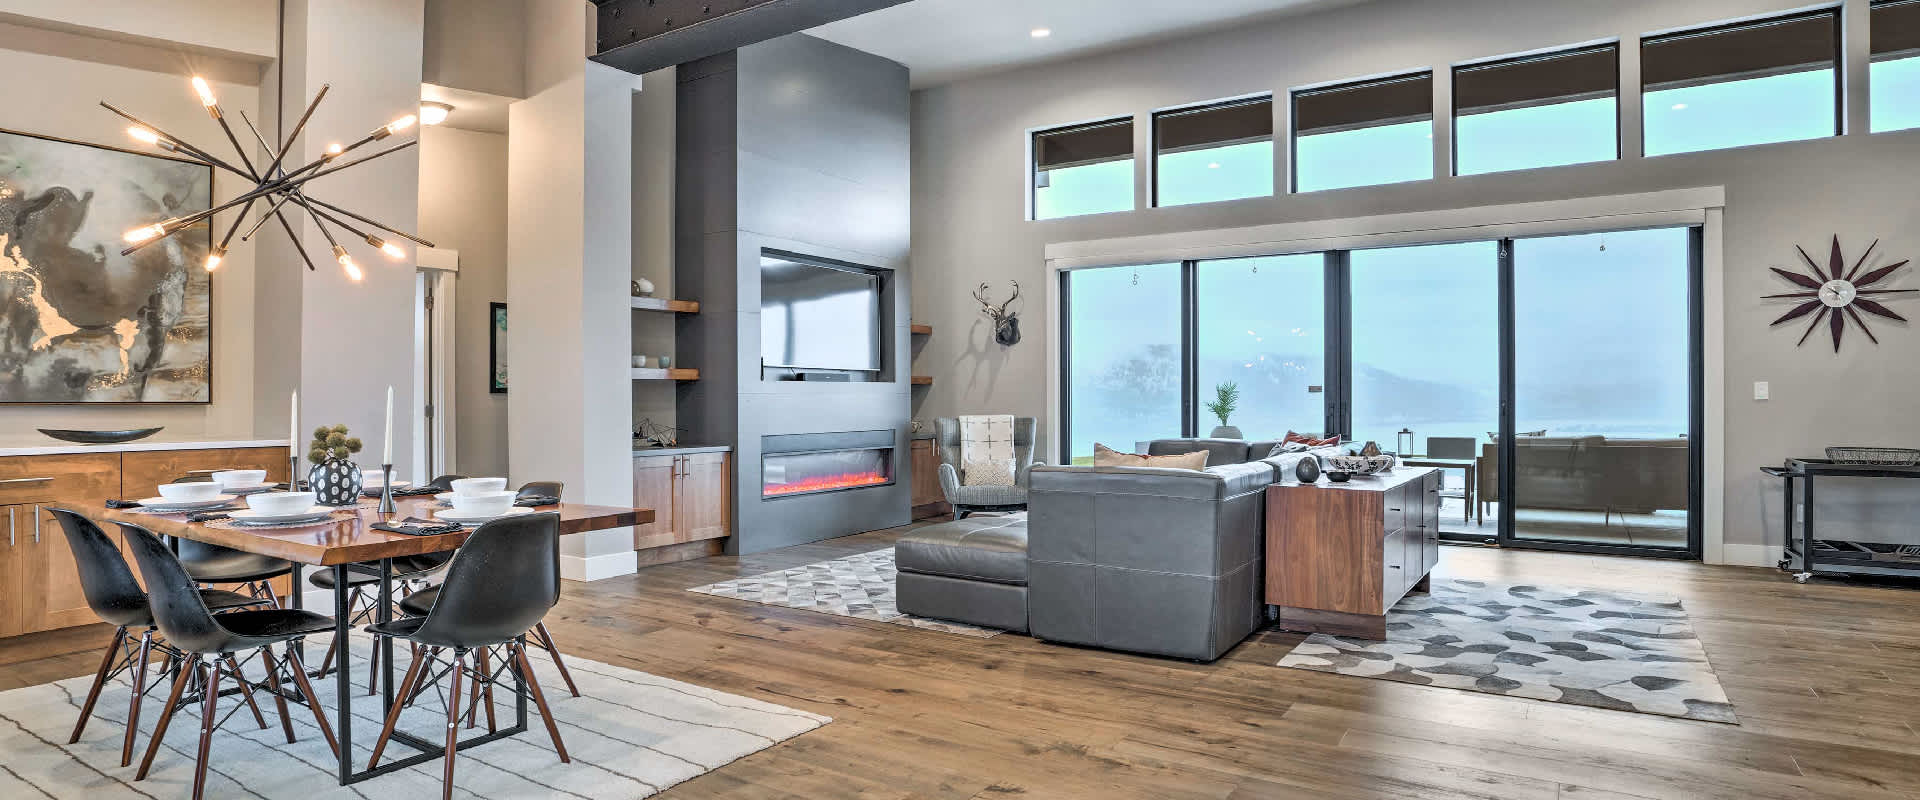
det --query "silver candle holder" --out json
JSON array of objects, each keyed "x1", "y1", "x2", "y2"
[{"x1": 378, "y1": 464, "x2": 397, "y2": 514}]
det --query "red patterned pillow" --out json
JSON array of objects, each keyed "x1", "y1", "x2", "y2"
[{"x1": 1284, "y1": 430, "x2": 1340, "y2": 448}]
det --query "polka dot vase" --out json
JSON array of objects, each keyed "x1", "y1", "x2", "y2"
[{"x1": 308, "y1": 457, "x2": 364, "y2": 507}]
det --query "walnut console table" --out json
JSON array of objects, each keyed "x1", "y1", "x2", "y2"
[{"x1": 1264, "y1": 467, "x2": 1441, "y2": 639}]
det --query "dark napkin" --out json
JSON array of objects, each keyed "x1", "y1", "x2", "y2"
[
  {"x1": 514, "y1": 494, "x2": 561, "y2": 507},
  {"x1": 391, "y1": 485, "x2": 443, "y2": 497},
  {"x1": 187, "y1": 511, "x2": 232, "y2": 522},
  {"x1": 105, "y1": 499, "x2": 143, "y2": 509},
  {"x1": 372, "y1": 516, "x2": 464, "y2": 536}
]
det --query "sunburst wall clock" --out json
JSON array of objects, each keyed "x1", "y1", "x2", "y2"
[{"x1": 1765, "y1": 235, "x2": 1912, "y2": 352}]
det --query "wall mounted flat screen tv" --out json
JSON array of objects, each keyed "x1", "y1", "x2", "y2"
[{"x1": 760, "y1": 253, "x2": 881, "y2": 372}]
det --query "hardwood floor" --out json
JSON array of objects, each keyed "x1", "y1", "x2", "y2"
[{"x1": 6, "y1": 526, "x2": 1920, "y2": 799}]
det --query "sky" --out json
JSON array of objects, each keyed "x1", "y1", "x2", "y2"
[{"x1": 1056, "y1": 59, "x2": 1919, "y2": 459}]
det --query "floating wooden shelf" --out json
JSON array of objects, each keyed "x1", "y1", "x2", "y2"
[
  {"x1": 909, "y1": 323, "x2": 932, "y2": 335},
  {"x1": 633, "y1": 368, "x2": 700, "y2": 381},
  {"x1": 911, "y1": 375, "x2": 932, "y2": 386},
  {"x1": 630, "y1": 297, "x2": 700, "y2": 313}
]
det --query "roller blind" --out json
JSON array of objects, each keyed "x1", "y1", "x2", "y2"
[
  {"x1": 1293, "y1": 72, "x2": 1433, "y2": 137},
  {"x1": 1455, "y1": 45, "x2": 1617, "y2": 117},
  {"x1": 1034, "y1": 119, "x2": 1134, "y2": 171},
  {"x1": 1642, "y1": 11, "x2": 1838, "y2": 92},
  {"x1": 1874, "y1": 0, "x2": 1920, "y2": 61},
  {"x1": 1155, "y1": 97, "x2": 1273, "y2": 155}
]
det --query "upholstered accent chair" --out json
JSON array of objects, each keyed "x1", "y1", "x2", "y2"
[{"x1": 935, "y1": 417, "x2": 1043, "y2": 518}]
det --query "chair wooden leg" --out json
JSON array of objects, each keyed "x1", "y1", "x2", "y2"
[
  {"x1": 69, "y1": 626, "x2": 126, "y2": 743},
  {"x1": 479, "y1": 647, "x2": 497, "y2": 733},
  {"x1": 137, "y1": 654, "x2": 199, "y2": 781},
  {"x1": 224, "y1": 655, "x2": 270, "y2": 730},
  {"x1": 366, "y1": 627, "x2": 380, "y2": 696},
  {"x1": 282, "y1": 649, "x2": 340, "y2": 760},
  {"x1": 466, "y1": 648, "x2": 483, "y2": 729},
  {"x1": 366, "y1": 643, "x2": 427, "y2": 770},
  {"x1": 514, "y1": 642, "x2": 569, "y2": 762},
  {"x1": 442, "y1": 651, "x2": 466, "y2": 800},
  {"x1": 530, "y1": 622, "x2": 580, "y2": 698},
  {"x1": 192, "y1": 661, "x2": 223, "y2": 800},
  {"x1": 404, "y1": 646, "x2": 441, "y2": 708},
  {"x1": 121, "y1": 629, "x2": 155, "y2": 766},
  {"x1": 259, "y1": 647, "x2": 296, "y2": 744}
]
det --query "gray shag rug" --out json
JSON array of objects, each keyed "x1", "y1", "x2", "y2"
[
  {"x1": 1278, "y1": 579, "x2": 1736, "y2": 723},
  {"x1": 688, "y1": 548, "x2": 1003, "y2": 638}
]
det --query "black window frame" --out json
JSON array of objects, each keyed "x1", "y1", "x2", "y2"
[
  {"x1": 1288, "y1": 70, "x2": 1436, "y2": 194},
  {"x1": 1150, "y1": 94, "x2": 1276, "y2": 208},
  {"x1": 1638, "y1": 8, "x2": 1843, "y2": 155},
  {"x1": 1030, "y1": 116, "x2": 1136, "y2": 221},
  {"x1": 1450, "y1": 43, "x2": 1622, "y2": 176}
]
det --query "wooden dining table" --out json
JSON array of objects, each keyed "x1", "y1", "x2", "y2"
[{"x1": 100, "y1": 495, "x2": 650, "y2": 786}]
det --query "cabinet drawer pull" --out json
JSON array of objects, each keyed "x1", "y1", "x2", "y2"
[
  {"x1": 0, "y1": 476, "x2": 54, "y2": 485},
  {"x1": 32, "y1": 505, "x2": 39, "y2": 543},
  {"x1": 7, "y1": 507, "x2": 12, "y2": 547}
]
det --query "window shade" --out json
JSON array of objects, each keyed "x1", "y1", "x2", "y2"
[
  {"x1": 1874, "y1": 0, "x2": 1920, "y2": 60},
  {"x1": 1293, "y1": 73, "x2": 1432, "y2": 137},
  {"x1": 1155, "y1": 98, "x2": 1273, "y2": 155},
  {"x1": 1642, "y1": 12, "x2": 1838, "y2": 92},
  {"x1": 1034, "y1": 119, "x2": 1134, "y2": 171},
  {"x1": 1456, "y1": 46, "x2": 1617, "y2": 116}
]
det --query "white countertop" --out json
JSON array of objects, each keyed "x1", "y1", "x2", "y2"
[{"x1": 0, "y1": 435, "x2": 288, "y2": 458}]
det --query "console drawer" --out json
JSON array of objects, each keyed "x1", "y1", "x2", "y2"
[{"x1": 0, "y1": 454, "x2": 121, "y2": 506}]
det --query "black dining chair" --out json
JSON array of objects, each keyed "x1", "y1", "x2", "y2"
[
  {"x1": 167, "y1": 475, "x2": 295, "y2": 605},
  {"x1": 394, "y1": 480, "x2": 581, "y2": 697},
  {"x1": 118, "y1": 522, "x2": 340, "y2": 799},
  {"x1": 48, "y1": 509, "x2": 269, "y2": 767},
  {"x1": 312, "y1": 473, "x2": 470, "y2": 687},
  {"x1": 365, "y1": 511, "x2": 570, "y2": 799}
]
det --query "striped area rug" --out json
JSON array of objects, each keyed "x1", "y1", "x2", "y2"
[{"x1": 0, "y1": 634, "x2": 828, "y2": 798}]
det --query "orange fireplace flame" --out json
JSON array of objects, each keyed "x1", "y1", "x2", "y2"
[{"x1": 764, "y1": 470, "x2": 890, "y2": 496}]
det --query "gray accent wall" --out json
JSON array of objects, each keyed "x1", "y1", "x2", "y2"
[
  {"x1": 678, "y1": 33, "x2": 912, "y2": 554},
  {"x1": 907, "y1": 0, "x2": 1920, "y2": 553}
]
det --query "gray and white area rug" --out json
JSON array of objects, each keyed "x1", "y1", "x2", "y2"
[
  {"x1": 688, "y1": 548, "x2": 1003, "y2": 638},
  {"x1": 1278, "y1": 579, "x2": 1737, "y2": 723},
  {"x1": 0, "y1": 634, "x2": 829, "y2": 798}
]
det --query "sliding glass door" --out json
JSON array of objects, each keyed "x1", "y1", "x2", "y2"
[
  {"x1": 1504, "y1": 229, "x2": 1697, "y2": 552},
  {"x1": 1062, "y1": 263, "x2": 1183, "y2": 464},
  {"x1": 1195, "y1": 255, "x2": 1326, "y2": 440}
]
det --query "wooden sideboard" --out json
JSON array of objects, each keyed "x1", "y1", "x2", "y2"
[
  {"x1": 1264, "y1": 467, "x2": 1440, "y2": 639},
  {"x1": 908, "y1": 437, "x2": 949, "y2": 519},
  {"x1": 0, "y1": 443, "x2": 289, "y2": 638},
  {"x1": 633, "y1": 450, "x2": 731, "y2": 556}
]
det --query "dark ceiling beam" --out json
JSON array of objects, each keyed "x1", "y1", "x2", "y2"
[{"x1": 591, "y1": 0, "x2": 911, "y2": 75}]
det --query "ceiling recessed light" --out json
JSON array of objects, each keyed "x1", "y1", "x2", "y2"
[
  {"x1": 1671, "y1": 103, "x2": 1688, "y2": 111},
  {"x1": 1030, "y1": 27, "x2": 1051, "y2": 38}
]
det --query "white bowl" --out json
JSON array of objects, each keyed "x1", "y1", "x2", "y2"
[
  {"x1": 210, "y1": 469, "x2": 268, "y2": 487},
  {"x1": 448, "y1": 490, "x2": 515, "y2": 517},
  {"x1": 248, "y1": 491, "x2": 317, "y2": 516},
  {"x1": 157, "y1": 482, "x2": 222, "y2": 502},
  {"x1": 451, "y1": 477, "x2": 508, "y2": 497}
]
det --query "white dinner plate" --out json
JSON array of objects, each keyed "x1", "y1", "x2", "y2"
[
  {"x1": 136, "y1": 494, "x2": 239, "y2": 511},
  {"x1": 434, "y1": 491, "x2": 458, "y2": 502},
  {"x1": 227, "y1": 507, "x2": 336, "y2": 525},
  {"x1": 434, "y1": 506, "x2": 535, "y2": 525}
]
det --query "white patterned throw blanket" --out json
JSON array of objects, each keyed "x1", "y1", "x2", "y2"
[{"x1": 959, "y1": 414, "x2": 1017, "y2": 486}]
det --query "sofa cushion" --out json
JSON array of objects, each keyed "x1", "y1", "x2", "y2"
[
  {"x1": 896, "y1": 516, "x2": 1029, "y2": 585},
  {"x1": 1144, "y1": 438, "x2": 1248, "y2": 465},
  {"x1": 947, "y1": 484, "x2": 1028, "y2": 507},
  {"x1": 1095, "y1": 443, "x2": 1208, "y2": 470}
]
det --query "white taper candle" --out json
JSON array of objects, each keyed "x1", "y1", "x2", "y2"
[
  {"x1": 290, "y1": 391, "x2": 299, "y2": 454},
  {"x1": 382, "y1": 386, "x2": 394, "y2": 465}
]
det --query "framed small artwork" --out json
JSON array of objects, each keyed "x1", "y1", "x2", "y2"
[
  {"x1": 0, "y1": 127, "x2": 213, "y2": 404},
  {"x1": 489, "y1": 302, "x2": 507, "y2": 393}
]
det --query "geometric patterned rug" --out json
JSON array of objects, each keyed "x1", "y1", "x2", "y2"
[
  {"x1": 687, "y1": 548, "x2": 1003, "y2": 639},
  {"x1": 1278, "y1": 579, "x2": 1737, "y2": 724}
]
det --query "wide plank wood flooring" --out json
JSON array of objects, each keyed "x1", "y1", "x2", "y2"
[{"x1": 5, "y1": 524, "x2": 1919, "y2": 799}]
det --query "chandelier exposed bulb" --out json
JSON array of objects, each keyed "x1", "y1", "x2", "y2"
[
  {"x1": 128, "y1": 126, "x2": 160, "y2": 144},
  {"x1": 333, "y1": 245, "x2": 363, "y2": 281},
  {"x1": 204, "y1": 246, "x2": 225, "y2": 272},
  {"x1": 191, "y1": 76, "x2": 216, "y2": 108},
  {"x1": 373, "y1": 114, "x2": 417, "y2": 140},
  {"x1": 123, "y1": 223, "x2": 167, "y2": 243},
  {"x1": 368, "y1": 235, "x2": 405, "y2": 260}
]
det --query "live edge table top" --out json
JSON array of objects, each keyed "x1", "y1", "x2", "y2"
[{"x1": 99, "y1": 497, "x2": 652, "y2": 566}]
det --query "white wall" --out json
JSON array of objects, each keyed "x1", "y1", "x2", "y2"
[
  {"x1": 0, "y1": 21, "x2": 262, "y2": 437},
  {"x1": 418, "y1": 125, "x2": 510, "y2": 477},
  {"x1": 0, "y1": 0, "x2": 277, "y2": 61},
  {"x1": 909, "y1": 0, "x2": 1920, "y2": 553},
  {"x1": 423, "y1": 0, "x2": 527, "y2": 98}
]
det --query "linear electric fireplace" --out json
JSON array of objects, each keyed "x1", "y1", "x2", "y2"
[{"x1": 762, "y1": 430, "x2": 896, "y2": 498}]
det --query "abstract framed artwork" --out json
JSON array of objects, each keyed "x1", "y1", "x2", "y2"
[
  {"x1": 0, "y1": 127, "x2": 212, "y2": 404},
  {"x1": 489, "y1": 301, "x2": 507, "y2": 393}
]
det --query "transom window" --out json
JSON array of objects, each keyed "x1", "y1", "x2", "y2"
[
  {"x1": 1153, "y1": 96, "x2": 1274, "y2": 207},
  {"x1": 1292, "y1": 72, "x2": 1434, "y2": 192},
  {"x1": 1454, "y1": 45, "x2": 1619, "y2": 175},
  {"x1": 1642, "y1": 10, "x2": 1840, "y2": 156},
  {"x1": 1872, "y1": 0, "x2": 1920, "y2": 132},
  {"x1": 1032, "y1": 118, "x2": 1134, "y2": 220}
]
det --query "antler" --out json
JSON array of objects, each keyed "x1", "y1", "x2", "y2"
[
  {"x1": 997, "y1": 281, "x2": 1020, "y2": 316},
  {"x1": 973, "y1": 282, "x2": 996, "y2": 315}
]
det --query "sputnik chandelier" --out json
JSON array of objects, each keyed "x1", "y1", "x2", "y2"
[{"x1": 104, "y1": 76, "x2": 432, "y2": 280}]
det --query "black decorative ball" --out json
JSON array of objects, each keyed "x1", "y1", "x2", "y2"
[
  {"x1": 1293, "y1": 456, "x2": 1321, "y2": 483},
  {"x1": 1325, "y1": 471, "x2": 1352, "y2": 483}
]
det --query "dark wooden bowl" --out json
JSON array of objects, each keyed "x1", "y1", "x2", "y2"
[{"x1": 37, "y1": 427, "x2": 164, "y2": 444}]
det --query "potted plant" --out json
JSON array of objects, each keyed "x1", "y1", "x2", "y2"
[
  {"x1": 307, "y1": 424, "x2": 366, "y2": 506},
  {"x1": 1206, "y1": 381, "x2": 1242, "y2": 439}
]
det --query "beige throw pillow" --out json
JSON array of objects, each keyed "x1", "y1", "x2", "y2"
[
  {"x1": 1092, "y1": 443, "x2": 1209, "y2": 471},
  {"x1": 963, "y1": 457, "x2": 1017, "y2": 487}
]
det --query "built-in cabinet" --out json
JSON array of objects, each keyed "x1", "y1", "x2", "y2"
[
  {"x1": 908, "y1": 437, "x2": 948, "y2": 519},
  {"x1": 0, "y1": 445, "x2": 289, "y2": 638},
  {"x1": 1264, "y1": 467, "x2": 1442, "y2": 640},
  {"x1": 633, "y1": 451, "x2": 732, "y2": 550}
]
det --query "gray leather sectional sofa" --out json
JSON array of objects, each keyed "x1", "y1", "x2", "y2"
[{"x1": 898, "y1": 437, "x2": 1288, "y2": 661}]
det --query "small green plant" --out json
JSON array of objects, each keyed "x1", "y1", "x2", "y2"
[
  {"x1": 1205, "y1": 381, "x2": 1239, "y2": 427},
  {"x1": 308, "y1": 424, "x2": 365, "y2": 464}
]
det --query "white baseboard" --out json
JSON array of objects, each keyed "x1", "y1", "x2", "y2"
[
  {"x1": 1714, "y1": 543, "x2": 1785, "y2": 568},
  {"x1": 561, "y1": 550, "x2": 638, "y2": 582}
]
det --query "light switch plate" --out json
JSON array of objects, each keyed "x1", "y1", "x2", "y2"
[{"x1": 1754, "y1": 381, "x2": 1769, "y2": 401}]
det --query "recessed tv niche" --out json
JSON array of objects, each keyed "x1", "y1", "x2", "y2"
[{"x1": 759, "y1": 252, "x2": 881, "y2": 374}]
